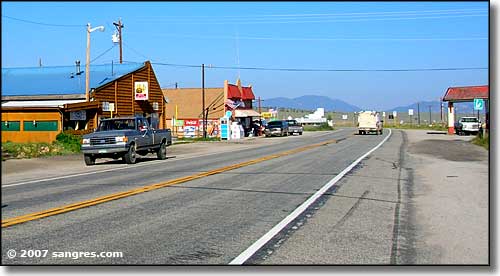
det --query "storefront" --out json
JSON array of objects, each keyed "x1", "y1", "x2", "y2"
[
  {"x1": 163, "y1": 79, "x2": 260, "y2": 138},
  {"x1": 2, "y1": 61, "x2": 166, "y2": 143},
  {"x1": 64, "y1": 61, "x2": 166, "y2": 133}
]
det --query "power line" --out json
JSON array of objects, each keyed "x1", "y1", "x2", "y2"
[
  {"x1": 138, "y1": 8, "x2": 486, "y2": 19},
  {"x1": 90, "y1": 45, "x2": 116, "y2": 64},
  {"x1": 138, "y1": 11, "x2": 486, "y2": 25},
  {"x1": 2, "y1": 15, "x2": 84, "y2": 28},
  {"x1": 128, "y1": 32, "x2": 487, "y2": 42},
  {"x1": 152, "y1": 62, "x2": 201, "y2": 68},
  {"x1": 122, "y1": 42, "x2": 150, "y2": 60},
  {"x1": 151, "y1": 62, "x2": 487, "y2": 72}
]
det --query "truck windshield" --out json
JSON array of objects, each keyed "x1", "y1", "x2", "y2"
[
  {"x1": 461, "y1": 118, "x2": 479, "y2": 123},
  {"x1": 268, "y1": 121, "x2": 283, "y2": 127},
  {"x1": 98, "y1": 119, "x2": 135, "y2": 131}
]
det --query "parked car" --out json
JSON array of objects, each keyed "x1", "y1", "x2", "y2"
[
  {"x1": 286, "y1": 119, "x2": 303, "y2": 135},
  {"x1": 357, "y1": 111, "x2": 383, "y2": 135},
  {"x1": 264, "y1": 120, "x2": 289, "y2": 137},
  {"x1": 81, "y1": 116, "x2": 172, "y2": 165},
  {"x1": 455, "y1": 117, "x2": 481, "y2": 136}
]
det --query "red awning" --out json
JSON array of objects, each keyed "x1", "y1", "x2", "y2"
[
  {"x1": 443, "y1": 85, "x2": 488, "y2": 102},
  {"x1": 241, "y1": 87, "x2": 255, "y2": 100},
  {"x1": 227, "y1": 84, "x2": 241, "y2": 99}
]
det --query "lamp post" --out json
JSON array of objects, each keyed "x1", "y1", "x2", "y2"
[{"x1": 85, "y1": 23, "x2": 105, "y2": 102}]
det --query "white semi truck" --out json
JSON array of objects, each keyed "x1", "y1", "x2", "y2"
[{"x1": 357, "y1": 111, "x2": 383, "y2": 135}]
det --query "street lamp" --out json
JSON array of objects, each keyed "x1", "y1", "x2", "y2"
[{"x1": 85, "y1": 23, "x2": 105, "y2": 102}]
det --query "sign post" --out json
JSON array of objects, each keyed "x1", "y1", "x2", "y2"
[
  {"x1": 474, "y1": 98, "x2": 484, "y2": 122},
  {"x1": 408, "y1": 109, "x2": 414, "y2": 126}
]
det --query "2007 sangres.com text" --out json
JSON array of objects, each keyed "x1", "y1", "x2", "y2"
[{"x1": 6, "y1": 249, "x2": 123, "y2": 260}]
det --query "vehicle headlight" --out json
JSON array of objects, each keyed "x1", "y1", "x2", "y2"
[
  {"x1": 115, "y1": 136, "x2": 128, "y2": 142},
  {"x1": 82, "y1": 138, "x2": 90, "y2": 144}
]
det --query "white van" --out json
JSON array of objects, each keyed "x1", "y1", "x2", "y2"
[{"x1": 357, "y1": 111, "x2": 383, "y2": 135}]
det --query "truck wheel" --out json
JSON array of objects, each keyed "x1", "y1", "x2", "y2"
[
  {"x1": 84, "y1": 154, "x2": 95, "y2": 166},
  {"x1": 123, "y1": 144, "x2": 137, "y2": 164},
  {"x1": 157, "y1": 141, "x2": 167, "y2": 160},
  {"x1": 299, "y1": 132, "x2": 303, "y2": 135}
]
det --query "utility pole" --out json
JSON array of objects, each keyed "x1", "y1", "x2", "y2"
[
  {"x1": 85, "y1": 23, "x2": 105, "y2": 102},
  {"x1": 258, "y1": 96, "x2": 262, "y2": 115},
  {"x1": 201, "y1": 63, "x2": 206, "y2": 138},
  {"x1": 428, "y1": 105, "x2": 432, "y2": 124},
  {"x1": 440, "y1": 98, "x2": 443, "y2": 123},
  {"x1": 113, "y1": 19, "x2": 124, "y2": 64},
  {"x1": 38, "y1": 58, "x2": 42, "y2": 67},
  {"x1": 417, "y1": 102, "x2": 420, "y2": 125}
]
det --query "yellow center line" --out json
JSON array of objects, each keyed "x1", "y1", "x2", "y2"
[{"x1": 2, "y1": 138, "x2": 339, "y2": 228}]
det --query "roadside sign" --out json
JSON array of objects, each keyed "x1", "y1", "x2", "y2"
[
  {"x1": 70, "y1": 110, "x2": 86, "y2": 121},
  {"x1": 342, "y1": 114, "x2": 348, "y2": 120},
  {"x1": 392, "y1": 111, "x2": 397, "y2": 117},
  {"x1": 474, "y1": 98, "x2": 484, "y2": 110},
  {"x1": 408, "y1": 109, "x2": 414, "y2": 116},
  {"x1": 261, "y1": 112, "x2": 272, "y2": 119}
]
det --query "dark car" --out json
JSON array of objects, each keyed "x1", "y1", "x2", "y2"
[
  {"x1": 264, "y1": 120, "x2": 289, "y2": 137},
  {"x1": 286, "y1": 119, "x2": 303, "y2": 135}
]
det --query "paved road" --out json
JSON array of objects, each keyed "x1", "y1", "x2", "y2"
[
  {"x1": 1, "y1": 128, "x2": 488, "y2": 265},
  {"x1": 2, "y1": 128, "x2": 392, "y2": 264}
]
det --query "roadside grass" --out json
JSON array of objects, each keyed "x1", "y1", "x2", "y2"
[
  {"x1": 471, "y1": 134, "x2": 489, "y2": 150},
  {"x1": 175, "y1": 137, "x2": 221, "y2": 143},
  {"x1": 384, "y1": 123, "x2": 447, "y2": 131},
  {"x1": 1, "y1": 132, "x2": 82, "y2": 160},
  {"x1": 304, "y1": 123, "x2": 334, "y2": 131}
]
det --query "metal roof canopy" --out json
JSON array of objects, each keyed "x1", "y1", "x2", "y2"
[
  {"x1": 443, "y1": 85, "x2": 488, "y2": 103},
  {"x1": 1, "y1": 62, "x2": 145, "y2": 96}
]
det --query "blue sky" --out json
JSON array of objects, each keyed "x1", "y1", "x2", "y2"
[{"x1": 1, "y1": 1, "x2": 489, "y2": 110}]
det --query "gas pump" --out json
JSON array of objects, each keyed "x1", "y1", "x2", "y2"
[{"x1": 220, "y1": 117, "x2": 230, "y2": 140}]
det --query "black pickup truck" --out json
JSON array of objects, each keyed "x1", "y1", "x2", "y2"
[{"x1": 81, "y1": 116, "x2": 172, "y2": 165}]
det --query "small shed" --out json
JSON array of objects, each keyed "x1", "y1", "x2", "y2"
[{"x1": 442, "y1": 85, "x2": 489, "y2": 134}]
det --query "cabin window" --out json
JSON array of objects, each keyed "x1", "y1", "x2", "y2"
[
  {"x1": 23, "y1": 121, "x2": 59, "y2": 131},
  {"x1": 1, "y1": 121, "x2": 21, "y2": 131}
]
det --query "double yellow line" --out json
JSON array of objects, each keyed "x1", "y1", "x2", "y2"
[{"x1": 2, "y1": 138, "x2": 338, "y2": 228}]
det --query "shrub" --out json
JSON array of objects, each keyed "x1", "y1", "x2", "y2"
[
  {"x1": 304, "y1": 123, "x2": 334, "y2": 131},
  {"x1": 54, "y1": 132, "x2": 82, "y2": 153}
]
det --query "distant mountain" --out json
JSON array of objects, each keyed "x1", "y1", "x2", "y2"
[{"x1": 263, "y1": 95, "x2": 361, "y2": 112}]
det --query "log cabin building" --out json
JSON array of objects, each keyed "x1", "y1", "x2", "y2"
[{"x1": 2, "y1": 61, "x2": 166, "y2": 143}]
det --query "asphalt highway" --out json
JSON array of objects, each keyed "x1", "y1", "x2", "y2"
[{"x1": 2, "y1": 129, "x2": 392, "y2": 264}]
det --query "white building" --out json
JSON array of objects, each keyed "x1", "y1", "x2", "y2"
[{"x1": 296, "y1": 108, "x2": 327, "y2": 125}]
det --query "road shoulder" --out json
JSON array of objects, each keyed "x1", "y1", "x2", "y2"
[{"x1": 262, "y1": 129, "x2": 488, "y2": 264}]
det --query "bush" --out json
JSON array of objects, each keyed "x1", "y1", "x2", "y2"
[
  {"x1": 1, "y1": 132, "x2": 83, "y2": 160},
  {"x1": 304, "y1": 123, "x2": 334, "y2": 131},
  {"x1": 55, "y1": 132, "x2": 82, "y2": 153},
  {"x1": 2, "y1": 141, "x2": 65, "y2": 159}
]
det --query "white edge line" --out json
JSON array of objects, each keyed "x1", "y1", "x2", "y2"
[
  {"x1": 229, "y1": 128, "x2": 393, "y2": 265},
  {"x1": 2, "y1": 129, "x2": 344, "y2": 188}
]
